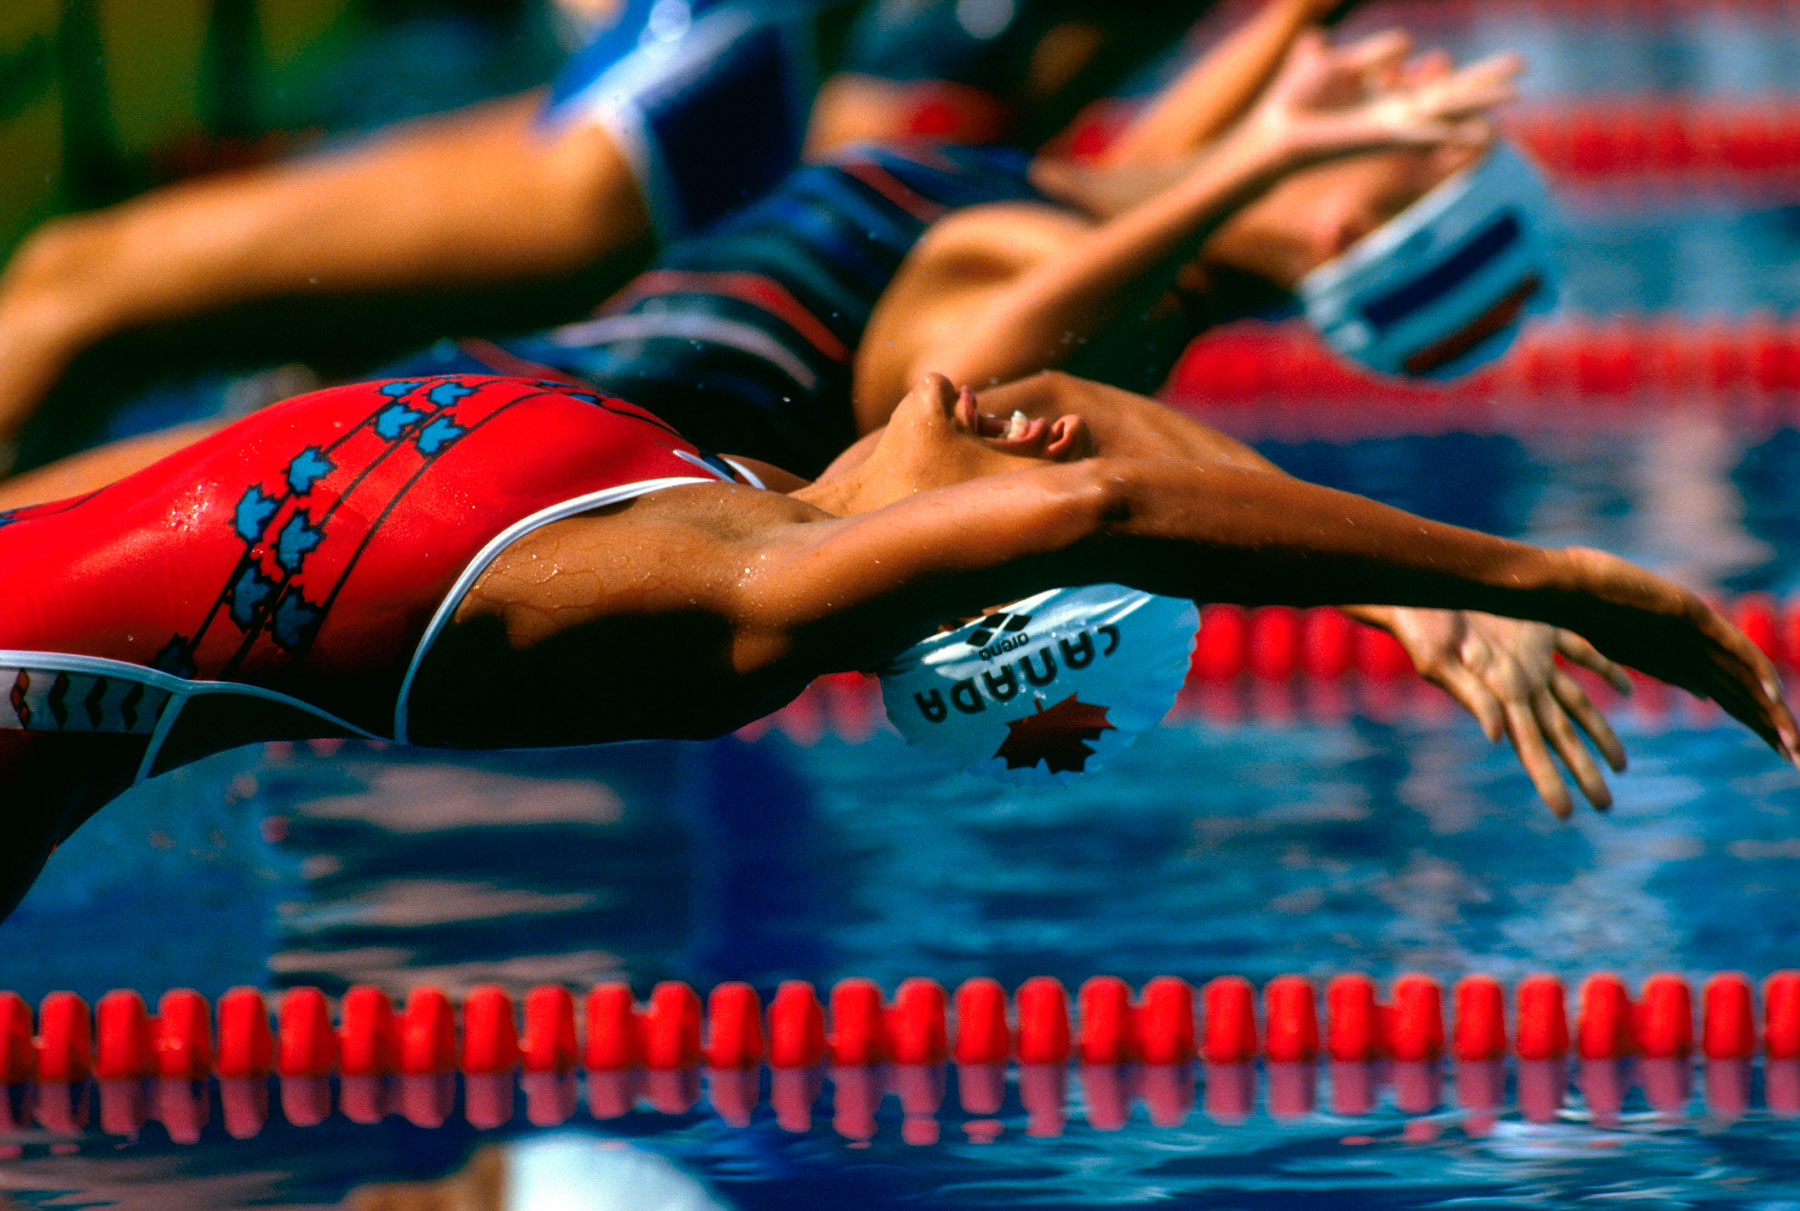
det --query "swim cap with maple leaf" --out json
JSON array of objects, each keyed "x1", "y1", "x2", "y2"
[{"x1": 994, "y1": 694, "x2": 1117, "y2": 774}]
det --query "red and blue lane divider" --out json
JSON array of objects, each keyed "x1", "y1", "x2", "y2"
[{"x1": 3, "y1": 972, "x2": 1800, "y2": 1140}]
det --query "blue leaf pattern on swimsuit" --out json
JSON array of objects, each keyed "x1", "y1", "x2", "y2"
[
  {"x1": 229, "y1": 566, "x2": 277, "y2": 629},
  {"x1": 426, "y1": 380, "x2": 477, "y2": 408},
  {"x1": 285, "y1": 447, "x2": 334, "y2": 494},
  {"x1": 152, "y1": 636, "x2": 197, "y2": 680},
  {"x1": 275, "y1": 512, "x2": 324, "y2": 575},
  {"x1": 379, "y1": 380, "x2": 425, "y2": 398},
  {"x1": 415, "y1": 416, "x2": 467, "y2": 455},
  {"x1": 270, "y1": 592, "x2": 322, "y2": 652},
  {"x1": 234, "y1": 487, "x2": 279, "y2": 544},
  {"x1": 375, "y1": 403, "x2": 427, "y2": 440}
]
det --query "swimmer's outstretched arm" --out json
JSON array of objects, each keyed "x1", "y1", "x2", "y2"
[
  {"x1": 959, "y1": 374, "x2": 1637, "y2": 814},
  {"x1": 1097, "y1": 0, "x2": 1353, "y2": 167},
  {"x1": 714, "y1": 391, "x2": 1800, "y2": 774},
  {"x1": 854, "y1": 32, "x2": 1517, "y2": 425}
]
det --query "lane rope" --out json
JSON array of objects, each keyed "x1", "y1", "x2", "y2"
[{"x1": 3, "y1": 972, "x2": 1795, "y2": 1139}]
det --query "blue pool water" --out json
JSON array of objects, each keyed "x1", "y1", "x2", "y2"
[
  {"x1": 6, "y1": 3, "x2": 1800, "y2": 1206},
  {"x1": 5, "y1": 412, "x2": 1800, "y2": 1208}
]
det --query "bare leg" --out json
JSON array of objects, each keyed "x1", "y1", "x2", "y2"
[{"x1": 0, "y1": 93, "x2": 652, "y2": 449}]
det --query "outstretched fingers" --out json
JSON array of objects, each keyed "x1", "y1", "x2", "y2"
[
  {"x1": 1556, "y1": 631, "x2": 1634, "y2": 695},
  {"x1": 1532, "y1": 686, "x2": 1615, "y2": 810},
  {"x1": 1420, "y1": 53, "x2": 1524, "y2": 119},
  {"x1": 1499, "y1": 695, "x2": 1576, "y2": 818},
  {"x1": 1703, "y1": 626, "x2": 1800, "y2": 761},
  {"x1": 1551, "y1": 669, "x2": 1627, "y2": 773},
  {"x1": 1431, "y1": 662, "x2": 1505, "y2": 743},
  {"x1": 1333, "y1": 28, "x2": 1414, "y2": 80}
]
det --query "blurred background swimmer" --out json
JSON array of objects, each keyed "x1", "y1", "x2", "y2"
[
  {"x1": 3, "y1": 23, "x2": 1530, "y2": 494},
  {"x1": 343, "y1": 1132, "x2": 733, "y2": 1211},
  {"x1": 0, "y1": 0, "x2": 1357, "y2": 467}
]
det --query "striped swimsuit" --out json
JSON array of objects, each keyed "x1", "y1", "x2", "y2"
[{"x1": 394, "y1": 143, "x2": 1044, "y2": 476}]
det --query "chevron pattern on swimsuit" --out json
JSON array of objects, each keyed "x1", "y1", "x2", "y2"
[{"x1": 1, "y1": 666, "x2": 173, "y2": 734}]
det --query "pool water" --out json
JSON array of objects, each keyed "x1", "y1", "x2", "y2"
[
  {"x1": 4, "y1": 405, "x2": 1800, "y2": 1208},
  {"x1": 5, "y1": 3, "x2": 1800, "y2": 1207}
]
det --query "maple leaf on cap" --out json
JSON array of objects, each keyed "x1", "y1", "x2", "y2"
[{"x1": 993, "y1": 694, "x2": 1116, "y2": 774}]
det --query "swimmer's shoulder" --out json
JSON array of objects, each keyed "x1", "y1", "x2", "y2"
[{"x1": 604, "y1": 477, "x2": 831, "y2": 538}]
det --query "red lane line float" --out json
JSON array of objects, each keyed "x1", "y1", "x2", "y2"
[
  {"x1": 1389, "y1": 974, "x2": 1446, "y2": 1063},
  {"x1": 17, "y1": 973, "x2": 1800, "y2": 1089},
  {"x1": 1508, "y1": 102, "x2": 1800, "y2": 189},
  {"x1": 1452, "y1": 976, "x2": 1508, "y2": 1063},
  {"x1": 1515, "y1": 974, "x2": 1572, "y2": 1061},
  {"x1": 1138, "y1": 977, "x2": 1196, "y2": 1066},
  {"x1": 584, "y1": 985, "x2": 642, "y2": 1072},
  {"x1": 706, "y1": 983, "x2": 766, "y2": 1070},
  {"x1": 643, "y1": 982, "x2": 701, "y2": 1071},
  {"x1": 217, "y1": 988, "x2": 273, "y2": 1080},
  {"x1": 522, "y1": 985, "x2": 579, "y2": 1074},
  {"x1": 1077, "y1": 976, "x2": 1137, "y2": 1065},
  {"x1": 1766, "y1": 972, "x2": 1800, "y2": 1060},
  {"x1": 1578, "y1": 973, "x2": 1635, "y2": 1061},
  {"x1": 768, "y1": 981, "x2": 826, "y2": 1069},
  {"x1": 951, "y1": 978, "x2": 1006, "y2": 1066},
  {"x1": 1264, "y1": 976, "x2": 1320, "y2": 1063},
  {"x1": 0, "y1": 994, "x2": 33, "y2": 1085},
  {"x1": 94, "y1": 990, "x2": 152, "y2": 1081},
  {"x1": 1201, "y1": 977, "x2": 1258, "y2": 1065},
  {"x1": 1704, "y1": 973, "x2": 1756, "y2": 1061},
  {"x1": 462, "y1": 986, "x2": 520, "y2": 1076},
  {"x1": 36, "y1": 992, "x2": 92, "y2": 1084},
  {"x1": 828, "y1": 979, "x2": 888, "y2": 1067},
  {"x1": 400, "y1": 987, "x2": 456, "y2": 1076},
  {"x1": 155, "y1": 989, "x2": 213, "y2": 1081},
  {"x1": 340, "y1": 985, "x2": 399, "y2": 1077},
  {"x1": 1016, "y1": 978, "x2": 1072, "y2": 1065},
  {"x1": 1637, "y1": 973, "x2": 1696, "y2": 1060},
  {"x1": 1326, "y1": 974, "x2": 1382, "y2": 1062},
  {"x1": 1168, "y1": 318, "x2": 1800, "y2": 415}
]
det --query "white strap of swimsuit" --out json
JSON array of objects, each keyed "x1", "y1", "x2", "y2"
[{"x1": 0, "y1": 651, "x2": 379, "y2": 785}]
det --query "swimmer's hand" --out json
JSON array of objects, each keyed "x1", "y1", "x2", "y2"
[
  {"x1": 1552, "y1": 547, "x2": 1800, "y2": 769},
  {"x1": 1352, "y1": 606, "x2": 1632, "y2": 818},
  {"x1": 1239, "y1": 28, "x2": 1520, "y2": 162}
]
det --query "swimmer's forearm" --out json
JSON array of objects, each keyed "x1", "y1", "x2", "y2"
[
  {"x1": 917, "y1": 132, "x2": 1291, "y2": 390},
  {"x1": 759, "y1": 457, "x2": 1575, "y2": 677},
  {"x1": 1099, "y1": 0, "x2": 1322, "y2": 167},
  {"x1": 1082, "y1": 459, "x2": 1572, "y2": 618}
]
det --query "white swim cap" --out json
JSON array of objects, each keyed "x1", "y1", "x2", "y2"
[
  {"x1": 1297, "y1": 142, "x2": 1558, "y2": 380},
  {"x1": 502, "y1": 1133, "x2": 729, "y2": 1211},
  {"x1": 875, "y1": 584, "x2": 1199, "y2": 785}
]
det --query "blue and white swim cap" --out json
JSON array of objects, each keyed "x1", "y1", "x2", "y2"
[
  {"x1": 1296, "y1": 142, "x2": 1558, "y2": 380},
  {"x1": 876, "y1": 584, "x2": 1199, "y2": 785}
]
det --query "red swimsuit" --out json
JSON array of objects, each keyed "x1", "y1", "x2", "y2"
[{"x1": 0, "y1": 376, "x2": 750, "y2": 776}]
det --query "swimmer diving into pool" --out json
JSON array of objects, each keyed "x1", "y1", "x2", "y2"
[{"x1": 0, "y1": 369, "x2": 1793, "y2": 923}]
